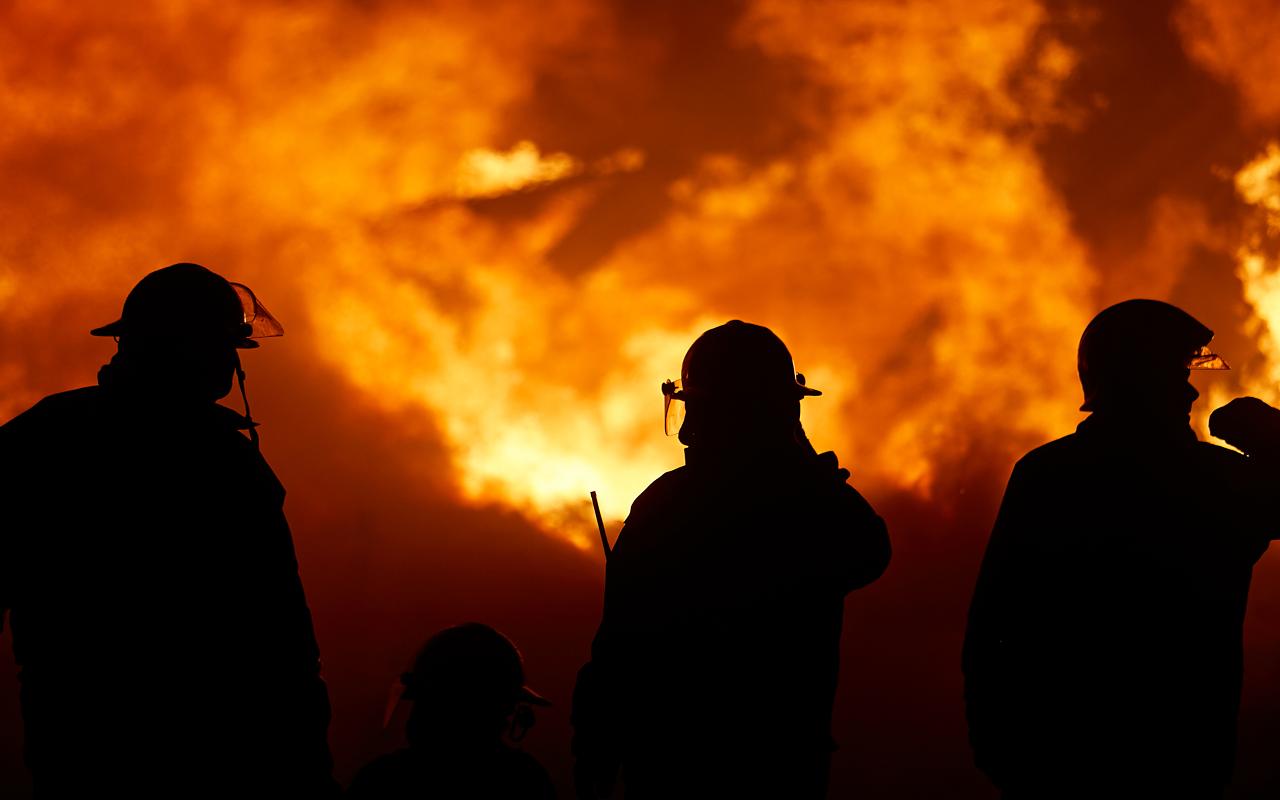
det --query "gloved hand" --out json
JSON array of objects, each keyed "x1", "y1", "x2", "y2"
[
  {"x1": 813, "y1": 450, "x2": 852, "y2": 484},
  {"x1": 794, "y1": 422, "x2": 850, "y2": 484},
  {"x1": 1210, "y1": 396, "x2": 1280, "y2": 458}
]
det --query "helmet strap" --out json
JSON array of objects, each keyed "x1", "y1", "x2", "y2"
[
  {"x1": 509, "y1": 705, "x2": 534, "y2": 742},
  {"x1": 234, "y1": 352, "x2": 260, "y2": 450}
]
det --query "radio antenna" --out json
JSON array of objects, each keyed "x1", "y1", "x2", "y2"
[{"x1": 590, "y1": 490, "x2": 612, "y2": 561}]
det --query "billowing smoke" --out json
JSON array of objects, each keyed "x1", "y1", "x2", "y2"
[{"x1": 3, "y1": 1, "x2": 1280, "y2": 797}]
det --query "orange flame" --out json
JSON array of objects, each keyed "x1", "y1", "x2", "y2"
[
  {"x1": 9, "y1": 5, "x2": 1280, "y2": 797},
  {"x1": 1231, "y1": 143, "x2": 1280, "y2": 403},
  {"x1": 10, "y1": 1, "x2": 1277, "y2": 548},
  {"x1": 282, "y1": 0, "x2": 1104, "y2": 543},
  {"x1": 0, "y1": 0, "x2": 1101, "y2": 547}
]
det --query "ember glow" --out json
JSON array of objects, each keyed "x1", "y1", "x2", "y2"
[{"x1": 5, "y1": 1, "x2": 1280, "y2": 796}]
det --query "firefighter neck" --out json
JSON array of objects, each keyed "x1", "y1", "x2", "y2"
[
  {"x1": 679, "y1": 396, "x2": 803, "y2": 464},
  {"x1": 405, "y1": 695, "x2": 515, "y2": 752},
  {"x1": 1088, "y1": 370, "x2": 1200, "y2": 433},
  {"x1": 100, "y1": 335, "x2": 239, "y2": 406}
]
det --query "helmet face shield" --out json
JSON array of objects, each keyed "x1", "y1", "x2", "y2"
[
  {"x1": 1187, "y1": 345, "x2": 1229, "y2": 370},
  {"x1": 662, "y1": 378, "x2": 686, "y2": 436},
  {"x1": 231, "y1": 283, "x2": 284, "y2": 345}
]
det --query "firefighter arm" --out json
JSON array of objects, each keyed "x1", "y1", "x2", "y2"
[
  {"x1": 793, "y1": 461, "x2": 890, "y2": 595},
  {"x1": 832, "y1": 482, "x2": 891, "y2": 593}
]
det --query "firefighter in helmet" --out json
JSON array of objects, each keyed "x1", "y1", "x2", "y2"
[
  {"x1": 0, "y1": 263, "x2": 336, "y2": 797},
  {"x1": 349, "y1": 623, "x2": 555, "y2": 799},
  {"x1": 572, "y1": 320, "x2": 891, "y2": 799},
  {"x1": 964, "y1": 299, "x2": 1280, "y2": 798}
]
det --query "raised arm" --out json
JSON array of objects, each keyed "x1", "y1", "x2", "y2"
[{"x1": 792, "y1": 450, "x2": 891, "y2": 594}]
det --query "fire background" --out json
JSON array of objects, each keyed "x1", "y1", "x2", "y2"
[{"x1": 4, "y1": 0, "x2": 1280, "y2": 796}]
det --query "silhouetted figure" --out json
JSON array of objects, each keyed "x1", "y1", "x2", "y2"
[
  {"x1": 348, "y1": 623, "x2": 555, "y2": 799},
  {"x1": 572, "y1": 321, "x2": 891, "y2": 799},
  {"x1": 0, "y1": 264, "x2": 336, "y2": 798},
  {"x1": 963, "y1": 299, "x2": 1279, "y2": 799}
]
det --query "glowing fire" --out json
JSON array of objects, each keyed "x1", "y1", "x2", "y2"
[
  {"x1": 455, "y1": 142, "x2": 581, "y2": 199},
  {"x1": 296, "y1": 0, "x2": 1100, "y2": 544},
  {"x1": 4, "y1": 1, "x2": 1278, "y2": 550},
  {"x1": 0, "y1": 0, "x2": 1094, "y2": 548},
  {"x1": 1233, "y1": 143, "x2": 1280, "y2": 403},
  {"x1": 11, "y1": 6, "x2": 1280, "y2": 798}
]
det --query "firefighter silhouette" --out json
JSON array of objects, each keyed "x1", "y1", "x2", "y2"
[
  {"x1": 572, "y1": 320, "x2": 891, "y2": 799},
  {"x1": 0, "y1": 263, "x2": 336, "y2": 798},
  {"x1": 964, "y1": 299, "x2": 1280, "y2": 798},
  {"x1": 349, "y1": 623, "x2": 555, "y2": 799}
]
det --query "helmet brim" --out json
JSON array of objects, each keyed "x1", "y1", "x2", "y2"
[
  {"x1": 518, "y1": 686, "x2": 551, "y2": 707},
  {"x1": 91, "y1": 319, "x2": 259, "y2": 349},
  {"x1": 89, "y1": 320, "x2": 125, "y2": 338}
]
